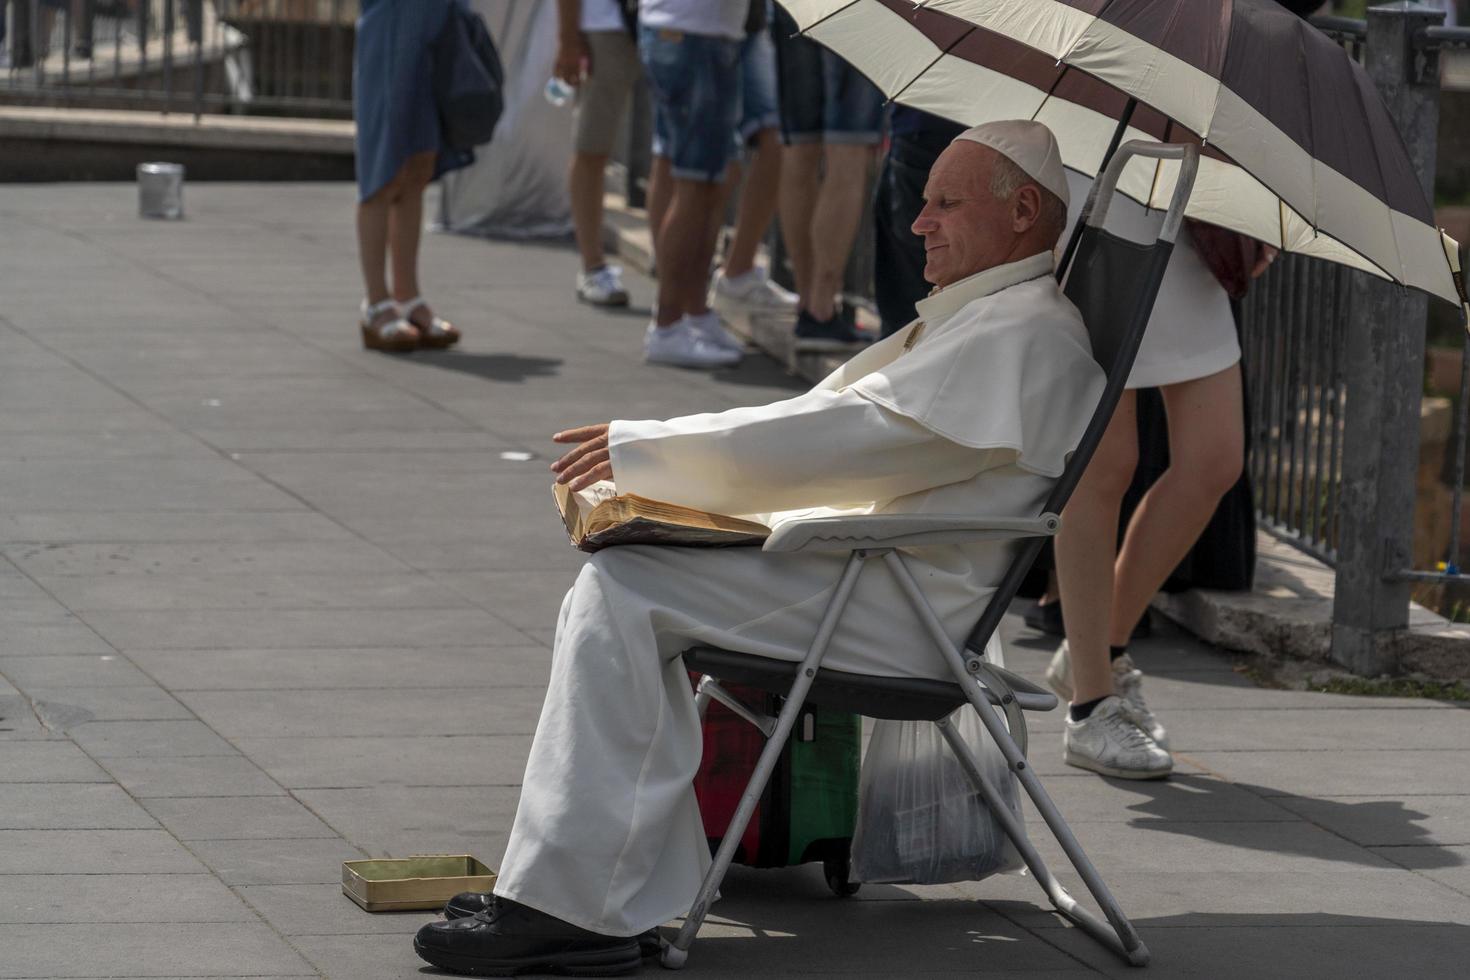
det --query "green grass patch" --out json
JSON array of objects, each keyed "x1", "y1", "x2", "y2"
[{"x1": 1316, "y1": 675, "x2": 1470, "y2": 700}]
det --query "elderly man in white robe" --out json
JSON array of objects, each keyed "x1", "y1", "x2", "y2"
[{"x1": 414, "y1": 120, "x2": 1106, "y2": 977}]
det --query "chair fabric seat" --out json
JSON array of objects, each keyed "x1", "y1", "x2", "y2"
[{"x1": 682, "y1": 647, "x2": 1057, "y2": 721}]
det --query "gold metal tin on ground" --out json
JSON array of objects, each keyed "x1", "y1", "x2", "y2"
[{"x1": 342, "y1": 855, "x2": 496, "y2": 912}]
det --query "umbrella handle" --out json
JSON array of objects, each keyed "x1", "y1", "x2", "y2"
[{"x1": 1082, "y1": 141, "x2": 1200, "y2": 246}]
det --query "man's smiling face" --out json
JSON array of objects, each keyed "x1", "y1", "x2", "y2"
[{"x1": 910, "y1": 142, "x2": 1019, "y2": 289}]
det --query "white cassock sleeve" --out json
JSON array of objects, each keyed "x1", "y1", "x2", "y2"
[{"x1": 607, "y1": 387, "x2": 1012, "y2": 517}]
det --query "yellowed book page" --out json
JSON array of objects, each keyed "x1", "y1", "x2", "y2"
[
  {"x1": 584, "y1": 494, "x2": 769, "y2": 538},
  {"x1": 551, "y1": 482, "x2": 768, "y2": 551},
  {"x1": 553, "y1": 481, "x2": 622, "y2": 541}
]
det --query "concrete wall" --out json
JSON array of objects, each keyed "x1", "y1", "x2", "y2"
[
  {"x1": 0, "y1": 107, "x2": 354, "y2": 182},
  {"x1": 0, "y1": 138, "x2": 352, "y2": 182}
]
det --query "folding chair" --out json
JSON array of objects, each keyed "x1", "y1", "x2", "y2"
[{"x1": 661, "y1": 141, "x2": 1199, "y2": 970}]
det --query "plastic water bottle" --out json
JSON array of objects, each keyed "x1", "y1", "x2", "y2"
[{"x1": 544, "y1": 77, "x2": 575, "y2": 108}]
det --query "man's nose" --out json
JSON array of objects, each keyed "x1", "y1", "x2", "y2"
[{"x1": 911, "y1": 209, "x2": 937, "y2": 236}]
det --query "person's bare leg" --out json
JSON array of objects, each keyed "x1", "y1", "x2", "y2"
[
  {"x1": 707, "y1": 158, "x2": 745, "y2": 270},
  {"x1": 777, "y1": 142, "x2": 822, "y2": 306},
  {"x1": 724, "y1": 129, "x2": 782, "y2": 278},
  {"x1": 806, "y1": 143, "x2": 872, "y2": 322},
  {"x1": 655, "y1": 177, "x2": 723, "y2": 326},
  {"x1": 647, "y1": 156, "x2": 673, "y2": 267},
  {"x1": 357, "y1": 193, "x2": 393, "y2": 306},
  {"x1": 1108, "y1": 366, "x2": 1245, "y2": 645},
  {"x1": 1055, "y1": 392, "x2": 1139, "y2": 706},
  {"x1": 387, "y1": 152, "x2": 436, "y2": 306},
  {"x1": 570, "y1": 152, "x2": 611, "y2": 272}
]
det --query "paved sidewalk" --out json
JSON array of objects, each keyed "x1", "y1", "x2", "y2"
[{"x1": 1, "y1": 183, "x2": 1468, "y2": 980}]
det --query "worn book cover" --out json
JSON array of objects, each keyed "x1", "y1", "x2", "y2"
[{"x1": 552, "y1": 481, "x2": 769, "y2": 552}]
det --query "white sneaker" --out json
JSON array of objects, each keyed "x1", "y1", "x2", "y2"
[
  {"x1": 643, "y1": 319, "x2": 742, "y2": 368},
  {"x1": 1063, "y1": 695, "x2": 1173, "y2": 780},
  {"x1": 1046, "y1": 641, "x2": 1168, "y2": 749},
  {"x1": 686, "y1": 310, "x2": 745, "y2": 354},
  {"x1": 711, "y1": 266, "x2": 799, "y2": 313},
  {"x1": 576, "y1": 265, "x2": 630, "y2": 307}
]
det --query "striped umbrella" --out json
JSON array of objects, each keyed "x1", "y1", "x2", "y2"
[{"x1": 781, "y1": 0, "x2": 1466, "y2": 309}]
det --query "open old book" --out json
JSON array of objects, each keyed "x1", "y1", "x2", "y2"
[{"x1": 553, "y1": 481, "x2": 769, "y2": 553}]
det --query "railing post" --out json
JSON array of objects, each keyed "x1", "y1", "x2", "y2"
[
  {"x1": 1331, "y1": 2, "x2": 1444, "y2": 675},
  {"x1": 29, "y1": 0, "x2": 42, "y2": 83}
]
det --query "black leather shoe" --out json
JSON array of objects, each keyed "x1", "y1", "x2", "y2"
[
  {"x1": 793, "y1": 309, "x2": 872, "y2": 351},
  {"x1": 444, "y1": 893, "x2": 663, "y2": 959},
  {"x1": 1022, "y1": 601, "x2": 1152, "y2": 641},
  {"x1": 415, "y1": 897, "x2": 642, "y2": 976},
  {"x1": 1022, "y1": 600, "x2": 1066, "y2": 636},
  {"x1": 445, "y1": 891, "x2": 494, "y2": 920}
]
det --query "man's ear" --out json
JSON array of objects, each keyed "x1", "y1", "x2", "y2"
[{"x1": 1012, "y1": 184, "x2": 1042, "y2": 234}]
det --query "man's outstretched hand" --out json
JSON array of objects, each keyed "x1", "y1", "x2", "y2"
[{"x1": 551, "y1": 424, "x2": 614, "y2": 491}]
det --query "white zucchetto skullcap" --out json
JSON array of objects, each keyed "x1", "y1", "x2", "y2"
[{"x1": 954, "y1": 120, "x2": 1069, "y2": 210}]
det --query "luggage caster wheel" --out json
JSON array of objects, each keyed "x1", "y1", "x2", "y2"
[
  {"x1": 660, "y1": 945, "x2": 688, "y2": 970},
  {"x1": 824, "y1": 857, "x2": 860, "y2": 897}
]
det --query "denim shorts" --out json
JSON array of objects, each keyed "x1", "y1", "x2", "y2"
[
  {"x1": 735, "y1": 29, "x2": 780, "y2": 147},
  {"x1": 639, "y1": 26, "x2": 742, "y2": 183},
  {"x1": 771, "y1": 6, "x2": 885, "y2": 145}
]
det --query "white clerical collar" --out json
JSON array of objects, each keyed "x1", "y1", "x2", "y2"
[{"x1": 914, "y1": 251, "x2": 1056, "y2": 323}]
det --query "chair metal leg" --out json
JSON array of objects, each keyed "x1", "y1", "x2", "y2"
[
  {"x1": 664, "y1": 552, "x2": 873, "y2": 970},
  {"x1": 935, "y1": 719, "x2": 1150, "y2": 966},
  {"x1": 881, "y1": 551, "x2": 1149, "y2": 967}
]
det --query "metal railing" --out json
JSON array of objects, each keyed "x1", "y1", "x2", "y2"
[
  {"x1": 1245, "y1": 16, "x2": 1470, "y2": 573},
  {"x1": 1242, "y1": 8, "x2": 1470, "y2": 672},
  {"x1": 1240, "y1": 15, "x2": 1366, "y2": 569},
  {"x1": 1, "y1": 0, "x2": 355, "y2": 117},
  {"x1": 1241, "y1": 255, "x2": 1353, "y2": 570}
]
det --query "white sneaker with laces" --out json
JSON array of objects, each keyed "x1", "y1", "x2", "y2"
[
  {"x1": 1046, "y1": 641, "x2": 1168, "y2": 749},
  {"x1": 576, "y1": 265, "x2": 630, "y2": 307},
  {"x1": 643, "y1": 319, "x2": 742, "y2": 368},
  {"x1": 711, "y1": 266, "x2": 799, "y2": 313},
  {"x1": 1063, "y1": 695, "x2": 1173, "y2": 780},
  {"x1": 686, "y1": 310, "x2": 746, "y2": 354}
]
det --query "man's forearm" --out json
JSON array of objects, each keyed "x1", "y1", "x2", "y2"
[{"x1": 609, "y1": 390, "x2": 993, "y2": 517}]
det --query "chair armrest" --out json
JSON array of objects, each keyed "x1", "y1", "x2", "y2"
[{"x1": 762, "y1": 513, "x2": 1061, "y2": 554}]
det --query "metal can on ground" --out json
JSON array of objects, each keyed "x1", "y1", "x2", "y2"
[{"x1": 138, "y1": 162, "x2": 185, "y2": 220}]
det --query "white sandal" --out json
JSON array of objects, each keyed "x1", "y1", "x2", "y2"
[
  {"x1": 398, "y1": 296, "x2": 461, "y2": 349},
  {"x1": 359, "y1": 298, "x2": 420, "y2": 353}
]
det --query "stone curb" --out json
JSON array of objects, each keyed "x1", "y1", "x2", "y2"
[{"x1": 0, "y1": 106, "x2": 354, "y2": 155}]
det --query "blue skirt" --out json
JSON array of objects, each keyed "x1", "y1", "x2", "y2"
[{"x1": 354, "y1": 0, "x2": 474, "y2": 202}]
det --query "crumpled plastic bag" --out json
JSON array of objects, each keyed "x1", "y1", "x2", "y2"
[{"x1": 851, "y1": 706, "x2": 1025, "y2": 885}]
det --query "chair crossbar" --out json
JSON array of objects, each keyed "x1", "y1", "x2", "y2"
[{"x1": 682, "y1": 648, "x2": 1056, "y2": 720}]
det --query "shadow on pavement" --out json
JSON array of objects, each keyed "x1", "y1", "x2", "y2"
[
  {"x1": 1115, "y1": 773, "x2": 1464, "y2": 870},
  {"x1": 413, "y1": 351, "x2": 563, "y2": 383},
  {"x1": 666, "y1": 875, "x2": 1470, "y2": 979},
  {"x1": 597, "y1": 304, "x2": 656, "y2": 319},
  {"x1": 708, "y1": 358, "x2": 807, "y2": 392},
  {"x1": 1049, "y1": 911, "x2": 1470, "y2": 978}
]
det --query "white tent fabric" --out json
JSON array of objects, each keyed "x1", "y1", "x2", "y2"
[{"x1": 437, "y1": 0, "x2": 574, "y2": 239}]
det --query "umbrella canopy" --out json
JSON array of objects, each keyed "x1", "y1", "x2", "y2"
[{"x1": 782, "y1": 0, "x2": 1463, "y2": 306}]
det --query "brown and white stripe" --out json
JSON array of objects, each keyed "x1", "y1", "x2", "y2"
[{"x1": 782, "y1": 0, "x2": 1460, "y2": 305}]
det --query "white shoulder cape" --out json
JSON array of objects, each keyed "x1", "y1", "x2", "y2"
[{"x1": 816, "y1": 270, "x2": 1104, "y2": 479}]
